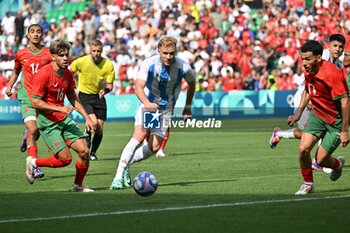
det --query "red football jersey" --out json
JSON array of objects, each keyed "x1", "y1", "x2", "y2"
[
  {"x1": 31, "y1": 64, "x2": 75, "y2": 123},
  {"x1": 15, "y1": 47, "x2": 52, "y2": 94},
  {"x1": 304, "y1": 60, "x2": 348, "y2": 125}
]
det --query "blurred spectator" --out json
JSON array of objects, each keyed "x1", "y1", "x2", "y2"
[
  {"x1": 1, "y1": 12, "x2": 15, "y2": 35},
  {"x1": 14, "y1": 11, "x2": 25, "y2": 48}
]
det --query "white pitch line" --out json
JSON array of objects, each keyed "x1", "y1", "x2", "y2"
[{"x1": 1, "y1": 194, "x2": 350, "y2": 224}]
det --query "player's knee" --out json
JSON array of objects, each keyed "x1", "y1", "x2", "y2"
[
  {"x1": 27, "y1": 126, "x2": 38, "y2": 136},
  {"x1": 149, "y1": 144, "x2": 160, "y2": 153},
  {"x1": 298, "y1": 145, "x2": 311, "y2": 158},
  {"x1": 77, "y1": 147, "x2": 89, "y2": 159},
  {"x1": 59, "y1": 157, "x2": 72, "y2": 166}
]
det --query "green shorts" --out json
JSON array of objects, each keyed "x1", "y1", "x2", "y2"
[
  {"x1": 18, "y1": 86, "x2": 36, "y2": 120},
  {"x1": 304, "y1": 112, "x2": 341, "y2": 154},
  {"x1": 39, "y1": 117, "x2": 85, "y2": 154}
]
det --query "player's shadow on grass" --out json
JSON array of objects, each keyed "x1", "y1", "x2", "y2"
[
  {"x1": 168, "y1": 151, "x2": 211, "y2": 156},
  {"x1": 317, "y1": 187, "x2": 350, "y2": 194},
  {"x1": 160, "y1": 178, "x2": 238, "y2": 187},
  {"x1": 44, "y1": 172, "x2": 109, "y2": 180}
]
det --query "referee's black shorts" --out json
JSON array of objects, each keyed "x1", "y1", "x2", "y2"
[{"x1": 78, "y1": 92, "x2": 107, "y2": 121}]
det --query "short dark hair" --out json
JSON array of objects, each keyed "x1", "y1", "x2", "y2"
[
  {"x1": 27, "y1": 24, "x2": 43, "y2": 33},
  {"x1": 329, "y1": 33, "x2": 346, "y2": 45},
  {"x1": 300, "y1": 40, "x2": 323, "y2": 56},
  {"x1": 49, "y1": 39, "x2": 71, "y2": 54}
]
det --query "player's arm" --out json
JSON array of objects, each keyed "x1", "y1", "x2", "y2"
[
  {"x1": 5, "y1": 68, "x2": 21, "y2": 97},
  {"x1": 135, "y1": 79, "x2": 158, "y2": 111},
  {"x1": 31, "y1": 96, "x2": 75, "y2": 115},
  {"x1": 288, "y1": 89, "x2": 310, "y2": 126},
  {"x1": 339, "y1": 95, "x2": 349, "y2": 147},
  {"x1": 66, "y1": 91, "x2": 96, "y2": 131}
]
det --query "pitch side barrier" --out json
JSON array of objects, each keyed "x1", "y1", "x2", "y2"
[{"x1": 0, "y1": 90, "x2": 295, "y2": 124}]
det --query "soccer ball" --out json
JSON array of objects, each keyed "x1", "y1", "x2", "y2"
[{"x1": 133, "y1": 171, "x2": 158, "y2": 197}]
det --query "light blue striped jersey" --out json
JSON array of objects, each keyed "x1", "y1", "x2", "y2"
[{"x1": 138, "y1": 55, "x2": 195, "y2": 110}]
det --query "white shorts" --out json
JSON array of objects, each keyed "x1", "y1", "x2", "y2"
[
  {"x1": 134, "y1": 104, "x2": 172, "y2": 138},
  {"x1": 293, "y1": 89, "x2": 310, "y2": 130},
  {"x1": 297, "y1": 108, "x2": 311, "y2": 130}
]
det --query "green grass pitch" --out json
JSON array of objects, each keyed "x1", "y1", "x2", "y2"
[{"x1": 0, "y1": 118, "x2": 349, "y2": 233}]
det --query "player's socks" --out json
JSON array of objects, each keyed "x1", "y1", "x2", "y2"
[
  {"x1": 74, "y1": 161, "x2": 89, "y2": 185},
  {"x1": 114, "y1": 138, "x2": 140, "y2": 180},
  {"x1": 301, "y1": 168, "x2": 313, "y2": 183},
  {"x1": 276, "y1": 129, "x2": 296, "y2": 139},
  {"x1": 160, "y1": 129, "x2": 170, "y2": 150},
  {"x1": 91, "y1": 133, "x2": 103, "y2": 155},
  {"x1": 331, "y1": 157, "x2": 341, "y2": 170},
  {"x1": 130, "y1": 144, "x2": 153, "y2": 164},
  {"x1": 27, "y1": 146, "x2": 38, "y2": 158},
  {"x1": 35, "y1": 156, "x2": 72, "y2": 167}
]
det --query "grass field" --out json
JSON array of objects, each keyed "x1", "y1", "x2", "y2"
[{"x1": 0, "y1": 118, "x2": 349, "y2": 233}]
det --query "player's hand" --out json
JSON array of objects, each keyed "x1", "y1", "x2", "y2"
[
  {"x1": 99, "y1": 89, "x2": 105, "y2": 99},
  {"x1": 60, "y1": 106, "x2": 75, "y2": 115},
  {"x1": 182, "y1": 107, "x2": 192, "y2": 122},
  {"x1": 340, "y1": 131, "x2": 349, "y2": 147},
  {"x1": 5, "y1": 84, "x2": 12, "y2": 97},
  {"x1": 85, "y1": 117, "x2": 96, "y2": 132},
  {"x1": 287, "y1": 115, "x2": 298, "y2": 127},
  {"x1": 144, "y1": 102, "x2": 158, "y2": 112}
]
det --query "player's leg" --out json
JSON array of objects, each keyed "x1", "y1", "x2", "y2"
[
  {"x1": 20, "y1": 97, "x2": 45, "y2": 179},
  {"x1": 111, "y1": 125, "x2": 147, "y2": 190},
  {"x1": 78, "y1": 92, "x2": 94, "y2": 149},
  {"x1": 156, "y1": 128, "x2": 170, "y2": 158},
  {"x1": 295, "y1": 132, "x2": 318, "y2": 195},
  {"x1": 62, "y1": 117, "x2": 93, "y2": 192},
  {"x1": 90, "y1": 118, "x2": 104, "y2": 161},
  {"x1": 315, "y1": 129, "x2": 345, "y2": 181},
  {"x1": 25, "y1": 122, "x2": 73, "y2": 184}
]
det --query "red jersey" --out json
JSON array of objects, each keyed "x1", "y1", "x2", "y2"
[
  {"x1": 15, "y1": 47, "x2": 51, "y2": 94},
  {"x1": 31, "y1": 64, "x2": 75, "y2": 123},
  {"x1": 304, "y1": 61, "x2": 348, "y2": 125}
]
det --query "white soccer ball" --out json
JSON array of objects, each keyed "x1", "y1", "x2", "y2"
[{"x1": 133, "y1": 171, "x2": 158, "y2": 197}]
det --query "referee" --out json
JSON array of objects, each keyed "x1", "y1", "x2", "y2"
[{"x1": 71, "y1": 39, "x2": 115, "y2": 161}]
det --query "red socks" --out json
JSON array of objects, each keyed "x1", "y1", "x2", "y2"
[
  {"x1": 301, "y1": 168, "x2": 313, "y2": 183},
  {"x1": 27, "y1": 146, "x2": 38, "y2": 158},
  {"x1": 74, "y1": 161, "x2": 89, "y2": 186}
]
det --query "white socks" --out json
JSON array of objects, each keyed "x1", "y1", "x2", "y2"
[
  {"x1": 114, "y1": 138, "x2": 140, "y2": 181},
  {"x1": 130, "y1": 144, "x2": 153, "y2": 165},
  {"x1": 276, "y1": 129, "x2": 296, "y2": 139}
]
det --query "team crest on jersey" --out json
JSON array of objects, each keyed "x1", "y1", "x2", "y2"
[
  {"x1": 54, "y1": 141, "x2": 61, "y2": 147},
  {"x1": 23, "y1": 108, "x2": 30, "y2": 113},
  {"x1": 42, "y1": 58, "x2": 49, "y2": 64}
]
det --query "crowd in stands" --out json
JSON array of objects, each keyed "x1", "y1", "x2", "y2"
[{"x1": 1, "y1": 0, "x2": 350, "y2": 99}]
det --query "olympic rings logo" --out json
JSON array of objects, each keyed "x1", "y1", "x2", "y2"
[
  {"x1": 114, "y1": 99, "x2": 131, "y2": 112},
  {"x1": 286, "y1": 94, "x2": 294, "y2": 108}
]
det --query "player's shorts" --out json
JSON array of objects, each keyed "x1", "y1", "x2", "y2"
[
  {"x1": 39, "y1": 117, "x2": 85, "y2": 154},
  {"x1": 303, "y1": 112, "x2": 342, "y2": 154},
  {"x1": 297, "y1": 108, "x2": 311, "y2": 130},
  {"x1": 134, "y1": 104, "x2": 172, "y2": 138},
  {"x1": 78, "y1": 92, "x2": 107, "y2": 121},
  {"x1": 18, "y1": 85, "x2": 37, "y2": 122}
]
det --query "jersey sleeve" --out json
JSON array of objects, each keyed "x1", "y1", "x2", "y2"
[
  {"x1": 66, "y1": 70, "x2": 75, "y2": 93},
  {"x1": 330, "y1": 67, "x2": 348, "y2": 100},
  {"x1": 70, "y1": 58, "x2": 79, "y2": 73},
  {"x1": 14, "y1": 51, "x2": 22, "y2": 70},
  {"x1": 106, "y1": 61, "x2": 115, "y2": 84},
  {"x1": 31, "y1": 68, "x2": 48, "y2": 99},
  {"x1": 137, "y1": 59, "x2": 151, "y2": 81},
  {"x1": 183, "y1": 63, "x2": 195, "y2": 83}
]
